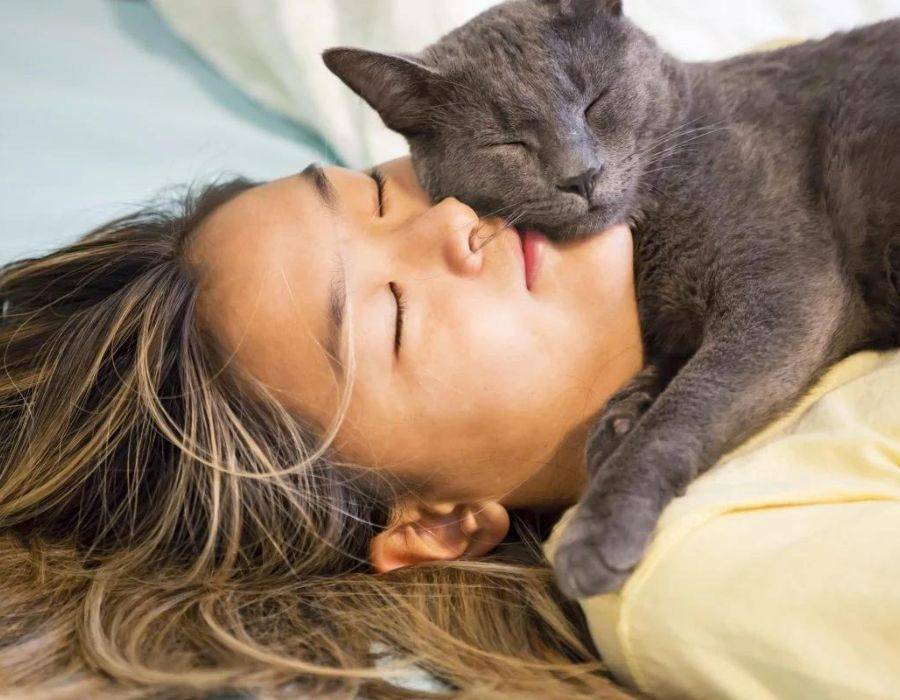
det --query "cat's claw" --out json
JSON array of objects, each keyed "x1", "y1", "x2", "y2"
[{"x1": 553, "y1": 492, "x2": 661, "y2": 599}]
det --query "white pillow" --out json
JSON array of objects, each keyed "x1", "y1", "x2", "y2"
[{"x1": 151, "y1": 0, "x2": 900, "y2": 168}]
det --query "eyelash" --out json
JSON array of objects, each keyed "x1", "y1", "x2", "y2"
[
  {"x1": 371, "y1": 167, "x2": 386, "y2": 217},
  {"x1": 374, "y1": 169, "x2": 402, "y2": 354},
  {"x1": 389, "y1": 281, "x2": 406, "y2": 355}
]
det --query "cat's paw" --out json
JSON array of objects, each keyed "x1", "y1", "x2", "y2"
[
  {"x1": 587, "y1": 389, "x2": 657, "y2": 480},
  {"x1": 553, "y1": 492, "x2": 661, "y2": 599},
  {"x1": 586, "y1": 367, "x2": 662, "y2": 481}
]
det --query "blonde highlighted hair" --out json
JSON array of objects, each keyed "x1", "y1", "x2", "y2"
[{"x1": 0, "y1": 179, "x2": 634, "y2": 698}]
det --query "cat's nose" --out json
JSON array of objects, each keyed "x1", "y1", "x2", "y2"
[{"x1": 558, "y1": 168, "x2": 603, "y2": 202}]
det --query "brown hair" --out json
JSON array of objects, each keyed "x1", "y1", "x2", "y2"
[{"x1": 0, "y1": 178, "x2": 632, "y2": 699}]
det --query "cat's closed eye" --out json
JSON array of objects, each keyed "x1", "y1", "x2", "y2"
[
  {"x1": 585, "y1": 88, "x2": 610, "y2": 117},
  {"x1": 485, "y1": 141, "x2": 534, "y2": 160},
  {"x1": 585, "y1": 88, "x2": 612, "y2": 130},
  {"x1": 488, "y1": 141, "x2": 531, "y2": 152}
]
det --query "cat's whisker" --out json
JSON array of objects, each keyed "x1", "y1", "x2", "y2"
[
  {"x1": 471, "y1": 226, "x2": 504, "y2": 252},
  {"x1": 625, "y1": 123, "x2": 704, "y2": 162},
  {"x1": 503, "y1": 212, "x2": 529, "y2": 233},
  {"x1": 628, "y1": 121, "x2": 730, "y2": 164},
  {"x1": 642, "y1": 145, "x2": 703, "y2": 168},
  {"x1": 465, "y1": 203, "x2": 528, "y2": 254},
  {"x1": 631, "y1": 118, "x2": 709, "y2": 155},
  {"x1": 652, "y1": 116, "x2": 707, "y2": 142},
  {"x1": 488, "y1": 201, "x2": 528, "y2": 217},
  {"x1": 641, "y1": 164, "x2": 687, "y2": 178},
  {"x1": 631, "y1": 134, "x2": 712, "y2": 165},
  {"x1": 638, "y1": 127, "x2": 732, "y2": 169}
]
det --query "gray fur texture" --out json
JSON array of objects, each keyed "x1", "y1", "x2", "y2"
[{"x1": 324, "y1": 1, "x2": 900, "y2": 598}]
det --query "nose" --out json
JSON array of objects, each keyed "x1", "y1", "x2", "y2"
[
  {"x1": 558, "y1": 167, "x2": 603, "y2": 202},
  {"x1": 429, "y1": 198, "x2": 484, "y2": 278}
]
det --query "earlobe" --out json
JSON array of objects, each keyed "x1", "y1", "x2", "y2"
[
  {"x1": 370, "y1": 501, "x2": 510, "y2": 573},
  {"x1": 322, "y1": 48, "x2": 439, "y2": 136}
]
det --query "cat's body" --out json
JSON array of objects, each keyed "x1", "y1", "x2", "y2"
[
  {"x1": 325, "y1": 1, "x2": 900, "y2": 598},
  {"x1": 633, "y1": 22, "x2": 900, "y2": 358}
]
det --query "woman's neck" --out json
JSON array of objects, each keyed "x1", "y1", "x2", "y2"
[
  {"x1": 501, "y1": 422, "x2": 591, "y2": 511},
  {"x1": 502, "y1": 348, "x2": 647, "y2": 511}
]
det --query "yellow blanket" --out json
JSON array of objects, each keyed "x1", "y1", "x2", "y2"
[{"x1": 545, "y1": 350, "x2": 900, "y2": 699}]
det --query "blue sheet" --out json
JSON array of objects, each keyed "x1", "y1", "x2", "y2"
[{"x1": 0, "y1": 0, "x2": 336, "y2": 263}]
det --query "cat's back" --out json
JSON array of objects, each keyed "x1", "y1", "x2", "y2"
[
  {"x1": 701, "y1": 18, "x2": 900, "y2": 343},
  {"x1": 641, "y1": 20, "x2": 899, "y2": 347},
  {"x1": 696, "y1": 18, "x2": 899, "y2": 128},
  {"x1": 813, "y1": 19, "x2": 900, "y2": 343}
]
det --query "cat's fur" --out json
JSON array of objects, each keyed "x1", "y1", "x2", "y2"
[{"x1": 324, "y1": 0, "x2": 900, "y2": 598}]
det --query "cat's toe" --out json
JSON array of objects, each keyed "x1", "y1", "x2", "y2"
[
  {"x1": 553, "y1": 493, "x2": 661, "y2": 599},
  {"x1": 554, "y1": 532, "x2": 630, "y2": 599}
]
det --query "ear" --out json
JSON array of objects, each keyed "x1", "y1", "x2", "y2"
[
  {"x1": 322, "y1": 48, "x2": 440, "y2": 136},
  {"x1": 558, "y1": 0, "x2": 623, "y2": 18},
  {"x1": 370, "y1": 500, "x2": 510, "y2": 573},
  {"x1": 604, "y1": 0, "x2": 623, "y2": 15}
]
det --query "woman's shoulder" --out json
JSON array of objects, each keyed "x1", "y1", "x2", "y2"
[{"x1": 544, "y1": 348, "x2": 900, "y2": 697}]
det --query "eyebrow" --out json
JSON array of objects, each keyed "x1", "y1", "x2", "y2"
[
  {"x1": 299, "y1": 162, "x2": 337, "y2": 210},
  {"x1": 324, "y1": 246, "x2": 347, "y2": 382},
  {"x1": 297, "y1": 163, "x2": 346, "y2": 378}
]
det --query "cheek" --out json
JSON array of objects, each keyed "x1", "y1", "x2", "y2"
[
  {"x1": 413, "y1": 303, "x2": 579, "y2": 453},
  {"x1": 441, "y1": 302, "x2": 555, "y2": 393}
]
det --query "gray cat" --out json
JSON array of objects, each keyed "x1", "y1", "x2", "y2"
[{"x1": 323, "y1": 0, "x2": 900, "y2": 599}]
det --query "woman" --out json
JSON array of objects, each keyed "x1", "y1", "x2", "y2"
[{"x1": 0, "y1": 157, "x2": 642, "y2": 698}]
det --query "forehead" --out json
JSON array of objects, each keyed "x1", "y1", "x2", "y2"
[{"x1": 191, "y1": 173, "x2": 345, "y2": 423}]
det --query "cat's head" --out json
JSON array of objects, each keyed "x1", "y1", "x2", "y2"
[{"x1": 324, "y1": 0, "x2": 674, "y2": 239}]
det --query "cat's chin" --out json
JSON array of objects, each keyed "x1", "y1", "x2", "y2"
[{"x1": 539, "y1": 204, "x2": 630, "y2": 242}]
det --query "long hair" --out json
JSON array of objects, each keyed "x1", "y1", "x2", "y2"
[{"x1": 0, "y1": 178, "x2": 632, "y2": 699}]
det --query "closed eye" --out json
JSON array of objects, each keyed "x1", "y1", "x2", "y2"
[
  {"x1": 585, "y1": 88, "x2": 610, "y2": 115},
  {"x1": 389, "y1": 281, "x2": 406, "y2": 356},
  {"x1": 489, "y1": 141, "x2": 530, "y2": 151},
  {"x1": 369, "y1": 167, "x2": 386, "y2": 217}
]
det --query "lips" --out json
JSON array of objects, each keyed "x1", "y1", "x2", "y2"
[{"x1": 518, "y1": 228, "x2": 547, "y2": 291}]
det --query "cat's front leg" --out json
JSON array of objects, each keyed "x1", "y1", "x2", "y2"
[
  {"x1": 553, "y1": 298, "x2": 846, "y2": 599},
  {"x1": 585, "y1": 365, "x2": 663, "y2": 481}
]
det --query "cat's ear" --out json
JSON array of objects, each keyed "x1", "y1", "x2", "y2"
[
  {"x1": 323, "y1": 48, "x2": 439, "y2": 136},
  {"x1": 557, "y1": 0, "x2": 623, "y2": 18},
  {"x1": 603, "y1": 0, "x2": 623, "y2": 15}
]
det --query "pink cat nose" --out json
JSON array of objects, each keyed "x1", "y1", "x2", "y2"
[{"x1": 558, "y1": 167, "x2": 603, "y2": 201}]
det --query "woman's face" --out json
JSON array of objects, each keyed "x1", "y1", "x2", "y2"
[{"x1": 193, "y1": 158, "x2": 642, "y2": 511}]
